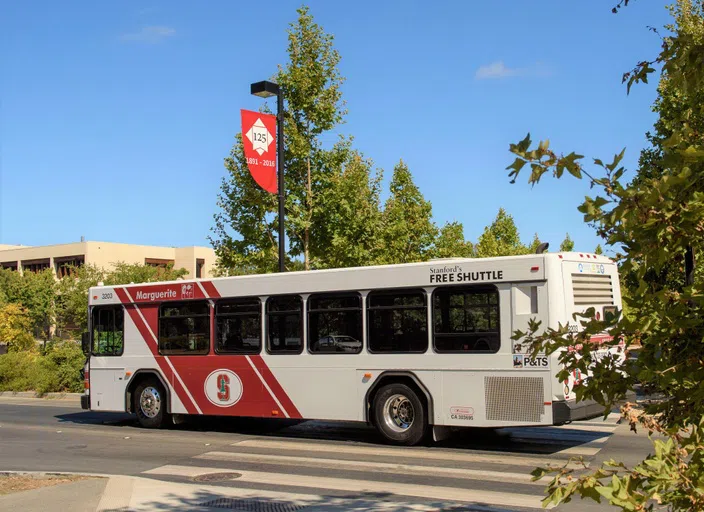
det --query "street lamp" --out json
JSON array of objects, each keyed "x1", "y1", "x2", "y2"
[{"x1": 251, "y1": 80, "x2": 285, "y2": 273}]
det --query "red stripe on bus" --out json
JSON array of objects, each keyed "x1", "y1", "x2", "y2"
[
  {"x1": 114, "y1": 288, "x2": 199, "y2": 415},
  {"x1": 200, "y1": 281, "x2": 221, "y2": 299},
  {"x1": 248, "y1": 354, "x2": 302, "y2": 419}
]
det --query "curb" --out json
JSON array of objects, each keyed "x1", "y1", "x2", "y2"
[
  {"x1": 0, "y1": 470, "x2": 112, "y2": 479},
  {"x1": 0, "y1": 391, "x2": 82, "y2": 400}
]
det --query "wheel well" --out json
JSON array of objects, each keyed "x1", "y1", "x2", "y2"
[
  {"x1": 365, "y1": 372, "x2": 434, "y2": 426},
  {"x1": 125, "y1": 370, "x2": 170, "y2": 413}
]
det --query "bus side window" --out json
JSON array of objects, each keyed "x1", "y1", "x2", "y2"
[
  {"x1": 215, "y1": 297, "x2": 261, "y2": 354},
  {"x1": 432, "y1": 286, "x2": 500, "y2": 353},
  {"x1": 91, "y1": 306, "x2": 125, "y2": 356},
  {"x1": 158, "y1": 301, "x2": 210, "y2": 355},
  {"x1": 267, "y1": 295, "x2": 303, "y2": 354},
  {"x1": 308, "y1": 293, "x2": 362, "y2": 354},
  {"x1": 367, "y1": 289, "x2": 427, "y2": 353}
]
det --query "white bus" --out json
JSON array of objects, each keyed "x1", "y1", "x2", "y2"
[{"x1": 80, "y1": 251, "x2": 623, "y2": 445}]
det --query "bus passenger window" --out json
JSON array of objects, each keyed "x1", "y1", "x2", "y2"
[
  {"x1": 433, "y1": 286, "x2": 500, "y2": 353},
  {"x1": 267, "y1": 295, "x2": 303, "y2": 354},
  {"x1": 215, "y1": 298, "x2": 261, "y2": 354},
  {"x1": 91, "y1": 306, "x2": 124, "y2": 356},
  {"x1": 308, "y1": 293, "x2": 362, "y2": 354},
  {"x1": 158, "y1": 301, "x2": 210, "y2": 355},
  {"x1": 367, "y1": 289, "x2": 427, "y2": 353}
]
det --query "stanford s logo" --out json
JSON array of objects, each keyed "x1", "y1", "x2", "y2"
[
  {"x1": 217, "y1": 374, "x2": 230, "y2": 402},
  {"x1": 204, "y1": 369, "x2": 242, "y2": 407}
]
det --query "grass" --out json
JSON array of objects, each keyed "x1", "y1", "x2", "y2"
[{"x1": 0, "y1": 474, "x2": 95, "y2": 496}]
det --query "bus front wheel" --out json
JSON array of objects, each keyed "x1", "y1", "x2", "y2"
[
  {"x1": 134, "y1": 378, "x2": 169, "y2": 428},
  {"x1": 373, "y1": 383, "x2": 427, "y2": 446}
]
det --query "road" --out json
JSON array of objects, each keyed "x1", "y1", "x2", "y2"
[{"x1": 0, "y1": 396, "x2": 621, "y2": 511}]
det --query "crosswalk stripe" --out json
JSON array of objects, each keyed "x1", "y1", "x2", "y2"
[
  {"x1": 232, "y1": 439, "x2": 587, "y2": 468},
  {"x1": 144, "y1": 464, "x2": 554, "y2": 510},
  {"x1": 194, "y1": 450, "x2": 546, "y2": 486}
]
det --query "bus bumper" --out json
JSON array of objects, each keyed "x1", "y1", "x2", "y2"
[
  {"x1": 81, "y1": 395, "x2": 90, "y2": 410},
  {"x1": 553, "y1": 391, "x2": 637, "y2": 424},
  {"x1": 552, "y1": 399, "x2": 602, "y2": 423}
]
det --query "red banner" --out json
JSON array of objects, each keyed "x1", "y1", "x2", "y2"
[{"x1": 241, "y1": 109, "x2": 277, "y2": 193}]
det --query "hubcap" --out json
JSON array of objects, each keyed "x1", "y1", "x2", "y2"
[
  {"x1": 140, "y1": 387, "x2": 161, "y2": 419},
  {"x1": 383, "y1": 394, "x2": 415, "y2": 433}
]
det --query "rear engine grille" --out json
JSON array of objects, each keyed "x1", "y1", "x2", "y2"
[{"x1": 572, "y1": 273, "x2": 614, "y2": 306}]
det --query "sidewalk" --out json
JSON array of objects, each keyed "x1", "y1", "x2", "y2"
[{"x1": 0, "y1": 391, "x2": 82, "y2": 401}]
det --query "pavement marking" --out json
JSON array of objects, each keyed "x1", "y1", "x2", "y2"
[
  {"x1": 232, "y1": 438, "x2": 587, "y2": 468},
  {"x1": 128, "y1": 475, "x2": 501, "y2": 512},
  {"x1": 144, "y1": 464, "x2": 553, "y2": 510},
  {"x1": 194, "y1": 450, "x2": 546, "y2": 486}
]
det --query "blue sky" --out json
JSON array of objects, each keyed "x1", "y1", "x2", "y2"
[{"x1": 1, "y1": 1, "x2": 671, "y2": 256}]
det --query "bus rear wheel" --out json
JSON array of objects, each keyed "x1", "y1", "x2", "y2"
[
  {"x1": 134, "y1": 378, "x2": 169, "y2": 428},
  {"x1": 373, "y1": 383, "x2": 427, "y2": 446}
]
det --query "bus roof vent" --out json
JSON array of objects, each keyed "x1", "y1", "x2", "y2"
[{"x1": 571, "y1": 273, "x2": 614, "y2": 306}]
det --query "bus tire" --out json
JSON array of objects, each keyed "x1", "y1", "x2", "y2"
[
  {"x1": 134, "y1": 378, "x2": 168, "y2": 429},
  {"x1": 373, "y1": 383, "x2": 427, "y2": 446}
]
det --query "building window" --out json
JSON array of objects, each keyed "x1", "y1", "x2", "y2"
[
  {"x1": 368, "y1": 289, "x2": 427, "y2": 353},
  {"x1": 55, "y1": 255, "x2": 85, "y2": 278},
  {"x1": 145, "y1": 258, "x2": 175, "y2": 269},
  {"x1": 267, "y1": 295, "x2": 303, "y2": 354},
  {"x1": 0, "y1": 262, "x2": 18, "y2": 271},
  {"x1": 433, "y1": 286, "x2": 500, "y2": 353},
  {"x1": 215, "y1": 298, "x2": 261, "y2": 354},
  {"x1": 196, "y1": 259, "x2": 205, "y2": 279},
  {"x1": 22, "y1": 259, "x2": 50, "y2": 273},
  {"x1": 158, "y1": 301, "x2": 210, "y2": 355},
  {"x1": 92, "y1": 306, "x2": 124, "y2": 356},
  {"x1": 308, "y1": 293, "x2": 362, "y2": 354}
]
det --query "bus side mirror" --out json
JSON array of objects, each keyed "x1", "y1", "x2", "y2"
[{"x1": 81, "y1": 332, "x2": 91, "y2": 356}]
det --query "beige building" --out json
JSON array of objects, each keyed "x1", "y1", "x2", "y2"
[{"x1": 0, "y1": 240, "x2": 215, "y2": 279}]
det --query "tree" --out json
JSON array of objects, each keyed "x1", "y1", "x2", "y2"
[
  {"x1": 431, "y1": 221, "x2": 474, "y2": 259},
  {"x1": 559, "y1": 233, "x2": 575, "y2": 252},
  {"x1": 0, "y1": 303, "x2": 35, "y2": 352},
  {"x1": 504, "y1": 1, "x2": 704, "y2": 508},
  {"x1": 594, "y1": 244, "x2": 604, "y2": 255},
  {"x1": 211, "y1": 5, "x2": 348, "y2": 273},
  {"x1": 379, "y1": 160, "x2": 438, "y2": 264},
  {"x1": 313, "y1": 152, "x2": 384, "y2": 268},
  {"x1": 0, "y1": 269, "x2": 56, "y2": 339},
  {"x1": 474, "y1": 208, "x2": 531, "y2": 257}
]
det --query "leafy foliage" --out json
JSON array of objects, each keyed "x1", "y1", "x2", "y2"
[
  {"x1": 559, "y1": 233, "x2": 575, "y2": 252},
  {"x1": 474, "y1": 208, "x2": 539, "y2": 257},
  {"x1": 431, "y1": 222, "x2": 474, "y2": 259},
  {"x1": 503, "y1": 1, "x2": 704, "y2": 508},
  {"x1": 0, "y1": 303, "x2": 35, "y2": 352},
  {"x1": 0, "y1": 268, "x2": 55, "y2": 338},
  {"x1": 379, "y1": 160, "x2": 438, "y2": 264}
]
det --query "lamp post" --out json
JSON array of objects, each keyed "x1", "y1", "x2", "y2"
[{"x1": 251, "y1": 80, "x2": 285, "y2": 272}]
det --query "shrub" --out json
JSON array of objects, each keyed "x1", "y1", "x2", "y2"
[
  {"x1": 36, "y1": 341, "x2": 85, "y2": 394},
  {"x1": 0, "y1": 351, "x2": 39, "y2": 392}
]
